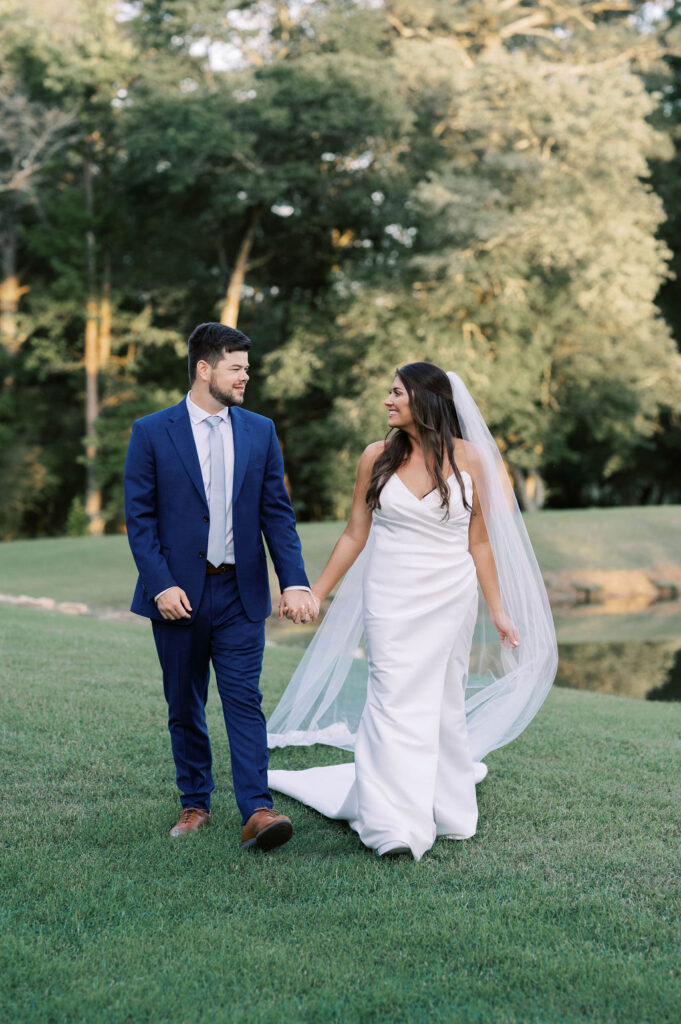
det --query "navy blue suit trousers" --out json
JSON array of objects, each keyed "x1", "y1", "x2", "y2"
[{"x1": 152, "y1": 571, "x2": 268, "y2": 822}]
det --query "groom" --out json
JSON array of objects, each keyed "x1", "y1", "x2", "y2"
[{"x1": 124, "y1": 322, "x2": 317, "y2": 851}]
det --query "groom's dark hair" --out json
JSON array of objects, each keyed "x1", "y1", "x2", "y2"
[{"x1": 188, "y1": 322, "x2": 252, "y2": 383}]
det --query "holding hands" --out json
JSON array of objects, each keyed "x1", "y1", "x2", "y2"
[{"x1": 279, "y1": 589, "x2": 320, "y2": 625}]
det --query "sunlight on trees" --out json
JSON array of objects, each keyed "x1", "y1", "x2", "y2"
[{"x1": 1, "y1": 0, "x2": 680, "y2": 534}]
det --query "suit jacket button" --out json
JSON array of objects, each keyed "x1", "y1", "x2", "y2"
[
  {"x1": 203, "y1": 515, "x2": 209, "y2": 522},
  {"x1": 199, "y1": 551, "x2": 205, "y2": 558}
]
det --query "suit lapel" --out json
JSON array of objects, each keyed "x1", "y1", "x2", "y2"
[
  {"x1": 231, "y1": 407, "x2": 251, "y2": 503},
  {"x1": 166, "y1": 401, "x2": 208, "y2": 508}
]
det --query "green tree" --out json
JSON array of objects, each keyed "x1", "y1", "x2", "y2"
[
  {"x1": 2, "y1": 0, "x2": 680, "y2": 536},
  {"x1": 0, "y1": 0, "x2": 184, "y2": 536},
  {"x1": 0, "y1": 0, "x2": 415, "y2": 534},
  {"x1": 265, "y1": 0, "x2": 681, "y2": 514},
  {"x1": 638, "y1": 1, "x2": 681, "y2": 506}
]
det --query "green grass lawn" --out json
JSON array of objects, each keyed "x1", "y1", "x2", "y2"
[
  {"x1": 0, "y1": 506, "x2": 679, "y2": 611},
  {"x1": 522, "y1": 505, "x2": 681, "y2": 573},
  {"x1": 1, "y1": 606, "x2": 679, "y2": 1023},
  {"x1": 551, "y1": 606, "x2": 681, "y2": 644}
]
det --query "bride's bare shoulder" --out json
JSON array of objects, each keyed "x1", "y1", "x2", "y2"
[
  {"x1": 361, "y1": 440, "x2": 386, "y2": 462},
  {"x1": 453, "y1": 437, "x2": 482, "y2": 476},
  {"x1": 357, "y1": 440, "x2": 386, "y2": 476}
]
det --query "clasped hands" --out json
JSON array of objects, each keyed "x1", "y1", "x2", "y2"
[
  {"x1": 278, "y1": 589, "x2": 320, "y2": 625},
  {"x1": 157, "y1": 585, "x2": 318, "y2": 624}
]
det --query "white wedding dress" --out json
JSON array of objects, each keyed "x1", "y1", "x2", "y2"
[{"x1": 269, "y1": 469, "x2": 487, "y2": 860}]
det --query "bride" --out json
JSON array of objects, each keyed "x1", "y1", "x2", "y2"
[{"x1": 268, "y1": 362, "x2": 557, "y2": 860}]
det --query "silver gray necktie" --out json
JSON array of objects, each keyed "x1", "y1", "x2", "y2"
[{"x1": 206, "y1": 415, "x2": 226, "y2": 567}]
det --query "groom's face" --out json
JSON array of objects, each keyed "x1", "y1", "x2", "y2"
[{"x1": 208, "y1": 349, "x2": 250, "y2": 407}]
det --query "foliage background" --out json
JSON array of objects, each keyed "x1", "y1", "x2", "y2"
[{"x1": 2, "y1": 0, "x2": 681, "y2": 536}]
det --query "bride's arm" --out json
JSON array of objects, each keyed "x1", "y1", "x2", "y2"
[
  {"x1": 465, "y1": 447, "x2": 520, "y2": 648},
  {"x1": 310, "y1": 442, "x2": 382, "y2": 604},
  {"x1": 468, "y1": 487, "x2": 502, "y2": 613}
]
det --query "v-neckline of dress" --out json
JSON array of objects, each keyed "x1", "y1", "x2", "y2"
[{"x1": 394, "y1": 471, "x2": 456, "y2": 503}]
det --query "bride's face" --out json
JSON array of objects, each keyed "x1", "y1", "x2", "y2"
[{"x1": 385, "y1": 376, "x2": 414, "y2": 430}]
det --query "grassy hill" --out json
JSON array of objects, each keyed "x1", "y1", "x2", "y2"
[{"x1": 1, "y1": 506, "x2": 679, "y2": 611}]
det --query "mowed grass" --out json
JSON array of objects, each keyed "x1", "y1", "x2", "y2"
[
  {"x1": 522, "y1": 505, "x2": 681, "y2": 573},
  {"x1": 1, "y1": 505, "x2": 680, "y2": 611},
  {"x1": 1, "y1": 606, "x2": 679, "y2": 1023},
  {"x1": 551, "y1": 606, "x2": 681, "y2": 644}
]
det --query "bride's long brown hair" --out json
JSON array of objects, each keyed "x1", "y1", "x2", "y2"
[{"x1": 366, "y1": 362, "x2": 472, "y2": 517}]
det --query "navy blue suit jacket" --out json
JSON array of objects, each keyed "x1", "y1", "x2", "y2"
[{"x1": 124, "y1": 399, "x2": 309, "y2": 623}]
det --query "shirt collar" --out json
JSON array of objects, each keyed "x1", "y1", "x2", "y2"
[{"x1": 186, "y1": 392, "x2": 230, "y2": 425}]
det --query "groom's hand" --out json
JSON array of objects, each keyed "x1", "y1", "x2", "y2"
[
  {"x1": 157, "y1": 586, "x2": 192, "y2": 620},
  {"x1": 278, "y1": 591, "x2": 318, "y2": 625}
]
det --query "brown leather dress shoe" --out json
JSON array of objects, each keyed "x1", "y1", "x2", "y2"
[
  {"x1": 170, "y1": 807, "x2": 210, "y2": 837},
  {"x1": 240, "y1": 807, "x2": 293, "y2": 851}
]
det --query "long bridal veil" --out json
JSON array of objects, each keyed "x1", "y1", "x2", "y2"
[{"x1": 267, "y1": 372, "x2": 558, "y2": 762}]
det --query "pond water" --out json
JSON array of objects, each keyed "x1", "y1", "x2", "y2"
[
  {"x1": 554, "y1": 640, "x2": 681, "y2": 702},
  {"x1": 552, "y1": 601, "x2": 681, "y2": 701},
  {"x1": 268, "y1": 608, "x2": 681, "y2": 703}
]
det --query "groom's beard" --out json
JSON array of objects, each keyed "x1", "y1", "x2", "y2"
[{"x1": 209, "y1": 380, "x2": 245, "y2": 407}]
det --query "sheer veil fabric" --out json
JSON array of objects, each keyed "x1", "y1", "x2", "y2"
[{"x1": 267, "y1": 372, "x2": 558, "y2": 763}]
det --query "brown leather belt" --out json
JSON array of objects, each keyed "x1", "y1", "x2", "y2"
[{"x1": 206, "y1": 561, "x2": 235, "y2": 575}]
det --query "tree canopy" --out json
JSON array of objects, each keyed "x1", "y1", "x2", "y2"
[{"x1": 1, "y1": 0, "x2": 681, "y2": 535}]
